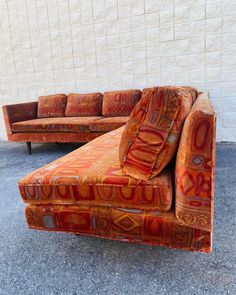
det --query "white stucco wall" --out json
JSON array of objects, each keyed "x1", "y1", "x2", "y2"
[{"x1": 0, "y1": 0, "x2": 236, "y2": 142}]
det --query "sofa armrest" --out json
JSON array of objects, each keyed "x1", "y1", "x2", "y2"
[
  {"x1": 2, "y1": 101, "x2": 38, "y2": 135},
  {"x1": 175, "y1": 93, "x2": 216, "y2": 232}
]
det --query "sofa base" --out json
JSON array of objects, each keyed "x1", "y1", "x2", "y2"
[
  {"x1": 8, "y1": 132, "x2": 105, "y2": 143},
  {"x1": 25, "y1": 204, "x2": 212, "y2": 253}
]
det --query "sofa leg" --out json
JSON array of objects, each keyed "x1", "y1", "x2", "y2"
[{"x1": 26, "y1": 142, "x2": 32, "y2": 155}]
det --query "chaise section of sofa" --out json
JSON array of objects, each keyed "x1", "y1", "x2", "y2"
[
  {"x1": 19, "y1": 127, "x2": 173, "y2": 212},
  {"x1": 19, "y1": 125, "x2": 212, "y2": 252}
]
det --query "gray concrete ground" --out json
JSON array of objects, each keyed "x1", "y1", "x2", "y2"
[{"x1": 0, "y1": 141, "x2": 235, "y2": 295}]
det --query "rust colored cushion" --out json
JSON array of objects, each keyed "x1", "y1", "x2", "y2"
[
  {"x1": 12, "y1": 117, "x2": 102, "y2": 133},
  {"x1": 102, "y1": 89, "x2": 142, "y2": 117},
  {"x1": 37, "y1": 94, "x2": 67, "y2": 118},
  {"x1": 175, "y1": 93, "x2": 216, "y2": 232},
  {"x1": 65, "y1": 93, "x2": 103, "y2": 117},
  {"x1": 119, "y1": 86, "x2": 198, "y2": 181},
  {"x1": 90, "y1": 116, "x2": 129, "y2": 132},
  {"x1": 19, "y1": 127, "x2": 173, "y2": 212}
]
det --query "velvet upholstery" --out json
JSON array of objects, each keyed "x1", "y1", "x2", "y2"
[
  {"x1": 19, "y1": 127, "x2": 173, "y2": 212},
  {"x1": 90, "y1": 116, "x2": 129, "y2": 132},
  {"x1": 25, "y1": 205, "x2": 211, "y2": 252},
  {"x1": 12, "y1": 117, "x2": 102, "y2": 133},
  {"x1": 102, "y1": 89, "x2": 142, "y2": 116},
  {"x1": 8, "y1": 132, "x2": 105, "y2": 143},
  {"x1": 2, "y1": 102, "x2": 38, "y2": 135},
  {"x1": 13, "y1": 89, "x2": 216, "y2": 252},
  {"x1": 66, "y1": 93, "x2": 102, "y2": 117},
  {"x1": 175, "y1": 93, "x2": 216, "y2": 232},
  {"x1": 37, "y1": 94, "x2": 67, "y2": 118},
  {"x1": 119, "y1": 87, "x2": 198, "y2": 181}
]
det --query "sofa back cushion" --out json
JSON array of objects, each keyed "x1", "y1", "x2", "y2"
[
  {"x1": 119, "y1": 86, "x2": 198, "y2": 180},
  {"x1": 65, "y1": 93, "x2": 103, "y2": 117},
  {"x1": 38, "y1": 94, "x2": 67, "y2": 118},
  {"x1": 102, "y1": 89, "x2": 142, "y2": 116},
  {"x1": 175, "y1": 93, "x2": 216, "y2": 232}
]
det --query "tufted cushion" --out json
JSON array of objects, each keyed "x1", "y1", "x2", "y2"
[
  {"x1": 119, "y1": 86, "x2": 198, "y2": 181},
  {"x1": 37, "y1": 94, "x2": 67, "y2": 118},
  {"x1": 102, "y1": 89, "x2": 142, "y2": 116},
  {"x1": 66, "y1": 93, "x2": 103, "y2": 117}
]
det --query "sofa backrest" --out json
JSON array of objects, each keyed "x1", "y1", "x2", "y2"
[
  {"x1": 65, "y1": 93, "x2": 103, "y2": 117},
  {"x1": 38, "y1": 94, "x2": 67, "y2": 118},
  {"x1": 102, "y1": 89, "x2": 142, "y2": 117},
  {"x1": 175, "y1": 92, "x2": 216, "y2": 232}
]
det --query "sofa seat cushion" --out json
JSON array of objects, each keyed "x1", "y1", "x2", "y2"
[
  {"x1": 102, "y1": 89, "x2": 142, "y2": 116},
  {"x1": 90, "y1": 116, "x2": 129, "y2": 132},
  {"x1": 119, "y1": 86, "x2": 198, "y2": 181},
  {"x1": 19, "y1": 127, "x2": 173, "y2": 212},
  {"x1": 65, "y1": 93, "x2": 103, "y2": 117},
  {"x1": 12, "y1": 117, "x2": 102, "y2": 133},
  {"x1": 37, "y1": 94, "x2": 67, "y2": 118}
]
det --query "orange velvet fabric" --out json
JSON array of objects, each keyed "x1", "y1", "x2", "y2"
[
  {"x1": 119, "y1": 87, "x2": 198, "y2": 181},
  {"x1": 12, "y1": 117, "x2": 102, "y2": 133},
  {"x1": 90, "y1": 116, "x2": 129, "y2": 132},
  {"x1": 8, "y1": 132, "x2": 105, "y2": 143},
  {"x1": 25, "y1": 204, "x2": 211, "y2": 252},
  {"x1": 2, "y1": 102, "x2": 38, "y2": 135},
  {"x1": 65, "y1": 93, "x2": 103, "y2": 117},
  {"x1": 102, "y1": 89, "x2": 142, "y2": 116},
  {"x1": 37, "y1": 94, "x2": 67, "y2": 118},
  {"x1": 19, "y1": 127, "x2": 173, "y2": 211},
  {"x1": 175, "y1": 93, "x2": 216, "y2": 232}
]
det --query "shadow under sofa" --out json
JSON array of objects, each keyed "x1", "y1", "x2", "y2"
[{"x1": 17, "y1": 87, "x2": 216, "y2": 253}]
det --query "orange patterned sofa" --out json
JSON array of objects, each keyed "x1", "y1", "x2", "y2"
[
  {"x1": 2, "y1": 90, "x2": 141, "y2": 154},
  {"x1": 18, "y1": 87, "x2": 216, "y2": 252}
]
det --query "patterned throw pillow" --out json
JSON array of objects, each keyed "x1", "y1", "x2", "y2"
[
  {"x1": 119, "y1": 86, "x2": 198, "y2": 180},
  {"x1": 65, "y1": 93, "x2": 103, "y2": 117},
  {"x1": 102, "y1": 89, "x2": 142, "y2": 116},
  {"x1": 37, "y1": 94, "x2": 67, "y2": 118}
]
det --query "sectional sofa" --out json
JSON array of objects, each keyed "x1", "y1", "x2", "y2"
[
  {"x1": 2, "y1": 90, "x2": 141, "y2": 154},
  {"x1": 16, "y1": 86, "x2": 216, "y2": 253}
]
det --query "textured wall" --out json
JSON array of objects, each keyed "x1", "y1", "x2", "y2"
[{"x1": 0, "y1": 0, "x2": 236, "y2": 141}]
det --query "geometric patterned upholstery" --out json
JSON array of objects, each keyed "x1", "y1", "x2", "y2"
[
  {"x1": 12, "y1": 117, "x2": 102, "y2": 133},
  {"x1": 119, "y1": 87, "x2": 198, "y2": 181},
  {"x1": 37, "y1": 94, "x2": 67, "y2": 118},
  {"x1": 175, "y1": 93, "x2": 216, "y2": 232},
  {"x1": 19, "y1": 127, "x2": 173, "y2": 212},
  {"x1": 65, "y1": 93, "x2": 103, "y2": 117},
  {"x1": 90, "y1": 116, "x2": 129, "y2": 132},
  {"x1": 102, "y1": 89, "x2": 142, "y2": 116},
  {"x1": 25, "y1": 204, "x2": 212, "y2": 252}
]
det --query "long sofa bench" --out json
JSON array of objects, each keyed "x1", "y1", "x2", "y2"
[{"x1": 3, "y1": 90, "x2": 141, "y2": 154}]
